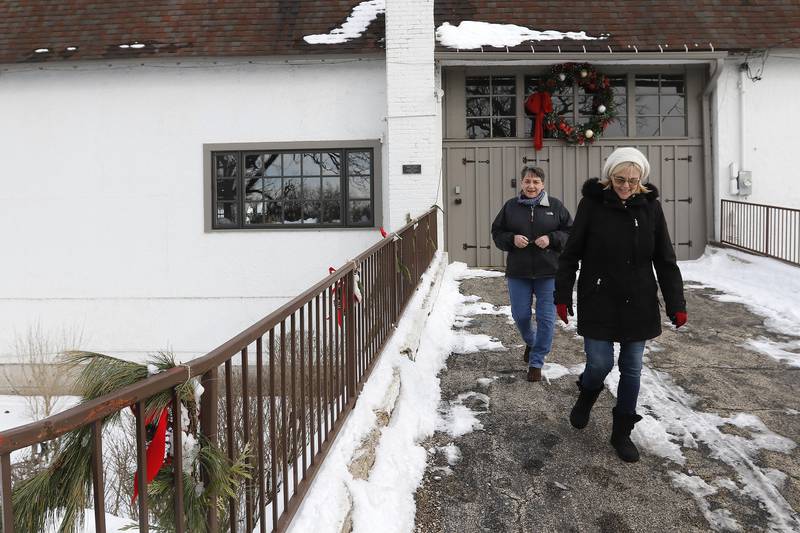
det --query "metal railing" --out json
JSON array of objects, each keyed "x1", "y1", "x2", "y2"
[
  {"x1": 720, "y1": 200, "x2": 800, "y2": 266},
  {"x1": 0, "y1": 208, "x2": 439, "y2": 532}
]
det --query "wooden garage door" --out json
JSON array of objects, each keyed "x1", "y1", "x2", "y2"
[{"x1": 444, "y1": 140, "x2": 705, "y2": 267}]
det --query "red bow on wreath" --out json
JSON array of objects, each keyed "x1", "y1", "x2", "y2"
[
  {"x1": 131, "y1": 404, "x2": 170, "y2": 503},
  {"x1": 525, "y1": 91, "x2": 553, "y2": 151}
]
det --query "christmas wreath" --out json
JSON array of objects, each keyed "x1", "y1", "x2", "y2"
[{"x1": 525, "y1": 62, "x2": 617, "y2": 150}]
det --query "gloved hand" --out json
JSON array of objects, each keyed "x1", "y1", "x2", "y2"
[
  {"x1": 670, "y1": 311, "x2": 688, "y2": 328},
  {"x1": 556, "y1": 303, "x2": 573, "y2": 324}
]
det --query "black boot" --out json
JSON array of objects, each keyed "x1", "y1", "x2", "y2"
[
  {"x1": 610, "y1": 407, "x2": 643, "y2": 463},
  {"x1": 569, "y1": 375, "x2": 603, "y2": 429},
  {"x1": 523, "y1": 345, "x2": 531, "y2": 363}
]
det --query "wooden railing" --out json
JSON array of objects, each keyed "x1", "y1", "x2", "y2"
[
  {"x1": 721, "y1": 200, "x2": 800, "y2": 266},
  {"x1": 0, "y1": 208, "x2": 439, "y2": 532}
]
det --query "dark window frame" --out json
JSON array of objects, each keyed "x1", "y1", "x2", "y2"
[
  {"x1": 465, "y1": 75, "x2": 517, "y2": 139},
  {"x1": 461, "y1": 69, "x2": 689, "y2": 140},
  {"x1": 204, "y1": 141, "x2": 381, "y2": 231}
]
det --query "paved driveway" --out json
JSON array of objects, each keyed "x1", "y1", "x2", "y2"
[{"x1": 414, "y1": 271, "x2": 800, "y2": 533}]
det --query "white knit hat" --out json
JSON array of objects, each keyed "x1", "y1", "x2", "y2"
[{"x1": 602, "y1": 147, "x2": 650, "y2": 181}]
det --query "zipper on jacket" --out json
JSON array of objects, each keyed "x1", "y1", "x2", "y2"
[
  {"x1": 595, "y1": 277, "x2": 602, "y2": 292},
  {"x1": 530, "y1": 206, "x2": 535, "y2": 222}
]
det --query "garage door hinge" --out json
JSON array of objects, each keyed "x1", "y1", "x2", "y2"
[
  {"x1": 463, "y1": 243, "x2": 491, "y2": 250},
  {"x1": 664, "y1": 155, "x2": 693, "y2": 162},
  {"x1": 664, "y1": 197, "x2": 692, "y2": 203},
  {"x1": 522, "y1": 156, "x2": 549, "y2": 163},
  {"x1": 462, "y1": 158, "x2": 489, "y2": 165},
  {"x1": 671, "y1": 241, "x2": 693, "y2": 246}
]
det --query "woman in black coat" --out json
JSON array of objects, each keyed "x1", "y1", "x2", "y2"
[
  {"x1": 491, "y1": 166, "x2": 572, "y2": 382},
  {"x1": 554, "y1": 147, "x2": 687, "y2": 463}
]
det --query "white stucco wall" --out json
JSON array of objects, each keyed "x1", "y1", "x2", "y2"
[
  {"x1": 0, "y1": 57, "x2": 387, "y2": 360},
  {"x1": 713, "y1": 50, "x2": 800, "y2": 238}
]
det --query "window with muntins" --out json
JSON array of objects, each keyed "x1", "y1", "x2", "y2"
[
  {"x1": 635, "y1": 74, "x2": 686, "y2": 137},
  {"x1": 465, "y1": 76, "x2": 516, "y2": 138},
  {"x1": 213, "y1": 148, "x2": 374, "y2": 228},
  {"x1": 465, "y1": 71, "x2": 687, "y2": 140}
]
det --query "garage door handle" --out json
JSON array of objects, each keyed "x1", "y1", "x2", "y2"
[{"x1": 463, "y1": 243, "x2": 491, "y2": 250}]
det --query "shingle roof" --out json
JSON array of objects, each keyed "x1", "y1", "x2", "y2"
[
  {"x1": 434, "y1": 1, "x2": 800, "y2": 53},
  {"x1": 3, "y1": 2, "x2": 799, "y2": 64},
  {"x1": 0, "y1": 1, "x2": 385, "y2": 64}
]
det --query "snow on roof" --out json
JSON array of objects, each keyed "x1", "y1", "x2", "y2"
[
  {"x1": 304, "y1": 0, "x2": 386, "y2": 45},
  {"x1": 435, "y1": 21, "x2": 604, "y2": 50}
]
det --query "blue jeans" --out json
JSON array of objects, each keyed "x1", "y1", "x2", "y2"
[
  {"x1": 507, "y1": 276, "x2": 556, "y2": 369},
  {"x1": 581, "y1": 337, "x2": 646, "y2": 414}
]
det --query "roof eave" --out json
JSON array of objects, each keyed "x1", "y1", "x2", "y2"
[{"x1": 435, "y1": 50, "x2": 729, "y2": 65}]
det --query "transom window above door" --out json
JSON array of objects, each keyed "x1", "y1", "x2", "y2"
[{"x1": 460, "y1": 71, "x2": 688, "y2": 139}]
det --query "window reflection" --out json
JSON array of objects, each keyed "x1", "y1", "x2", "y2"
[
  {"x1": 635, "y1": 74, "x2": 686, "y2": 137},
  {"x1": 213, "y1": 149, "x2": 373, "y2": 228}
]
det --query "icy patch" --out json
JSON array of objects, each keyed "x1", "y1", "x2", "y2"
[
  {"x1": 430, "y1": 465, "x2": 453, "y2": 477},
  {"x1": 437, "y1": 391, "x2": 489, "y2": 438},
  {"x1": 742, "y1": 338, "x2": 800, "y2": 368},
  {"x1": 436, "y1": 21, "x2": 602, "y2": 50},
  {"x1": 602, "y1": 352, "x2": 799, "y2": 531},
  {"x1": 303, "y1": 0, "x2": 385, "y2": 44},
  {"x1": 476, "y1": 377, "x2": 496, "y2": 388},
  {"x1": 542, "y1": 363, "x2": 572, "y2": 383},
  {"x1": 460, "y1": 300, "x2": 513, "y2": 320},
  {"x1": 453, "y1": 316, "x2": 473, "y2": 328},
  {"x1": 669, "y1": 473, "x2": 742, "y2": 531},
  {"x1": 440, "y1": 443, "x2": 462, "y2": 465},
  {"x1": 451, "y1": 331, "x2": 505, "y2": 354},
  {"x1": 454, "y1": 268, "x2": 505, "y2": 280}
]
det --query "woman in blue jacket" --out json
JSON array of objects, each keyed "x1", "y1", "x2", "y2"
[{"x1": 491, "y1": 166, "x2": 573, "y2": 382}]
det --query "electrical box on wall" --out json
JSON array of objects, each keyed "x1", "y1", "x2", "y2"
[{"x1": 738, "y1": 171, "x2": 753, "y2": 196}]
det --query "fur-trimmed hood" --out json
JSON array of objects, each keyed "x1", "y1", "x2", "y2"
[{"x1": 581, "y1": 177, "x2": 660, "y2": 202}]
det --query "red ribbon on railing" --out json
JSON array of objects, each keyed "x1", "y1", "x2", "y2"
[
  {"x1": 132, "y1": 405, "x2": 170, "y2": 503},
  {"x1": 525, "y1": 91, "x2": 552, "y2": 151},
  {"x1": 328, "y1": 266, "x2": 347, "y2": 327}
]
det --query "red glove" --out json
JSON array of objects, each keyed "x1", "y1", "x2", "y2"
[
  {"x1": 670, "y1": 311, "x2": 687, "y2": 328},
  {"x1": 556, "y1": 303, "x2": 573, "y2": 324}
]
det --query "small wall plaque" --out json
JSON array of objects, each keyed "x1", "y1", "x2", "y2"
[{"x1": 402, "y1": 164, "x2": 421, "y2": 174}]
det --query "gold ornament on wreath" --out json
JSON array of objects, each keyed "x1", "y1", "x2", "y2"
[{"x1": 524, "y1": 62, "x2": 617, "y2": 150}]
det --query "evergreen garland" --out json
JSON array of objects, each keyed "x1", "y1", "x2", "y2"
[{"x1": 12, "y1": 351, "x2": 250, "y2": 533}]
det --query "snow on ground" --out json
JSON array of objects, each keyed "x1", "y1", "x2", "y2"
[
  {"x1": 292, "y1": 247, "x2": 800, "y2": 532},
  {"x1": 680, "y1": 247, "x2": 800, "y2": 338},
  {"x1": 436, "y1": 21, "x2": 602, "y2": 50},
  {"x1": 601, "y1": 354, "x2": 799, "y2": 531},
  {"x1": 303, "y1": 0, "x2": 385, "y2": 44},
  {"x1": 289, "y1": 260, "x2": 510, "y2": 533}
]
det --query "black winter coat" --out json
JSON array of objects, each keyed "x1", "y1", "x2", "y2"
[
  {"x1": 555, "y1": 178, "x2": 686, "y2": 342},
  {"x1": 491, "y1": 192, "x2": 573, "y2": 279}
]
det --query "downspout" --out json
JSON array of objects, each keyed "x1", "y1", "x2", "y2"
[
  {"x1": 702, "y1": 57, "x2": 724, "y2": 242},
  {"x1": 738, "y1": 63, "x2": 748, "y2": 181}
]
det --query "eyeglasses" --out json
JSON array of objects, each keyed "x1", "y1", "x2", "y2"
[{"x1": 612, "y1": 176, "x2": 641, "y2": 186}]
